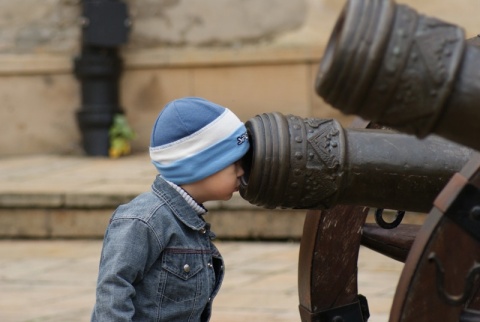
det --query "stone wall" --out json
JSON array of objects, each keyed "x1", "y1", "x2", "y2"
[
  {"x1": 0, "y1": 0, "x2": 307, "y2": 54},
  {"x1": 0, "y1": 0, "x2": 479, "y2": 156},
  {"x1": 0, "y1": 0, "x2": 79, "y2": 54}
]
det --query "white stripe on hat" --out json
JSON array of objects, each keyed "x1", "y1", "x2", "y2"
[{"x1": 149, "y1": 108, "x2": 243, "y2": 165}]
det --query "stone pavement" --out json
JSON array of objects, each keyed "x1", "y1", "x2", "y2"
[{"x1": 0, "y1": 239, "x2": 403, "y2": 322}]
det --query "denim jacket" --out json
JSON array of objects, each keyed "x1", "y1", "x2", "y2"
[{"x1": 92, "y1": 176, "x2": 224, "y2": 322}]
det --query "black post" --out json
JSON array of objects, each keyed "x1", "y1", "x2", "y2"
[{"x1": 74, "y1": 0, "x2": 130, "y2": 156}]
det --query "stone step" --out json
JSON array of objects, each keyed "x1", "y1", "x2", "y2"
[
  {"x1": 0, "y1": 154, "x2": 307, "y2": 239},
  {"x1": 0, "y1": 154, "x2": 426, "y2": 239}
]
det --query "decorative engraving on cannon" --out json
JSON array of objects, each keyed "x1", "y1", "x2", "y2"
[{"x1": 240, "y1": 113, "x2": 346, "y2": 209}]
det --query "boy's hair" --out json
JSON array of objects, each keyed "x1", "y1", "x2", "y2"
[{"x1": 149, "y1": 97, "x2": 250, "y2": 185}]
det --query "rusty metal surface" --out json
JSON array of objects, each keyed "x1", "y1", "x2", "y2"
[
  {"x1": 315, "y1": 0, "x2": 480, "y2": 152},
  {"x1": 240, "y1": 112, "x2": 473, "y2": 212}
]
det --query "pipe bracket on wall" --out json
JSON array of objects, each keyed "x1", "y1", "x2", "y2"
[{"x1": 74, "y1": 0, "x2": 131, "y2": 156}]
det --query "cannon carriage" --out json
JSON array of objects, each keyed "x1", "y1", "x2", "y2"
[{"x1": 239, "y1": 0, "x2": 480, "y2": 320}]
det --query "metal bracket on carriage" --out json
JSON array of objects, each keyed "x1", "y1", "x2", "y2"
[
  {"x1": 434, "y1": 170, "x2": 480, "y2": 243},
  {"x1": 299, "y1": 294, "x2": 370, "y2": 322},
  {"x1": 428, "y1": 253, "x2": 480, "y2": 306}
]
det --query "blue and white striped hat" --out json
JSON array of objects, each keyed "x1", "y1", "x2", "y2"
[{"x1": 149, "y1": 97, "x2": 250, "y2": 185}]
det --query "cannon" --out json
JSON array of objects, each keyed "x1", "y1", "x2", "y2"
[
  {"x1": 264, "y1": 0, "x2": 480, "y2": 321},
  {"x1": 239, "y1": 111, "x2": 480, "y2": 321},
  {"x1": 239, "y1": 112, "x2": 473, "y2": 213},
  {"x1": 315, "y1": 0, "x2": 480, "y2": 152}
]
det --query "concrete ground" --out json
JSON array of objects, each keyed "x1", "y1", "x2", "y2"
[{"x1": 0, "y1": 239, "x2": 403, "y2": 322}]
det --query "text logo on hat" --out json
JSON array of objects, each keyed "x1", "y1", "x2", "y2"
[{"x1": 237, "y1": 132, "x2": 248, "y2": 145}]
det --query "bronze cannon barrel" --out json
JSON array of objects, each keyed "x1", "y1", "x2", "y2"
[
  {"x1": 315, "y1": 0, "x2": 480, "y2": 151},
  {"x1": 239, "y1": 112, "x2": 473, "y2": 213}
]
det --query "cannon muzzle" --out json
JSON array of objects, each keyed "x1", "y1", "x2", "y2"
[
  {"x1": 239, "y1": 112, "x2": 473, "y2": 213},
  {"x1": 315, "y1": 0, "x2": 480, "y2": 151}
]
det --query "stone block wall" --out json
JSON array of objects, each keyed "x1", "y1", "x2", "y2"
[{"x1": 0, "y1": 0, "x2": 478, "y2": 156}]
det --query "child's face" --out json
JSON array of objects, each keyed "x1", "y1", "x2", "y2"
[{"x1": 188, "y1": 160, "x2": 244, "y2": 203}]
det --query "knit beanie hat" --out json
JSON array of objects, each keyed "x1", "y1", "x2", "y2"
[{"x1": 150, "y1": 97, "x2": 250, "y2": 185}]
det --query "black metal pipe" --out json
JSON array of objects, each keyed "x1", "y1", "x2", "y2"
[
  {"x1": 239, "y1": 112, "x2": 473, "y2": 212},
  {"x1": 315, "y1": 0, "x2": 480, "y2": 152},
  {"x1": 74, "y1": 0, "x2": 130, "y2": 156}
]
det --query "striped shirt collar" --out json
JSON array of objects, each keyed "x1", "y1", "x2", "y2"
[{"x1": 165, "y1": 180, "x2": 207, "y2": 215}]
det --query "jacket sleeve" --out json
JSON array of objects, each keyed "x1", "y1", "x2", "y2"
[{"x1": 91, "y1": 217, "x2": 164, "y2": 321}]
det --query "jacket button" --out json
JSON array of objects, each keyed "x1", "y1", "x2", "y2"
[
  {"x1": 207, "y1": 263, "x2": 213, "y2": 268},
  {"x1": 199, "y1": 227, "x2": 207, "y2": 234},
  {"x1": 183, "y1": 264, "x2": 191, "y2": 273}
]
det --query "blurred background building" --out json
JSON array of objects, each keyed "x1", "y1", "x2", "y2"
[{"x1": 0, "y1": 3, "x2": 477, "y2": 320}]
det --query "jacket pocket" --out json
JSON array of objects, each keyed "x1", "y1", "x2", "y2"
[{"x1": 161, "y1": 251, "x2": 205, "y2": 303}]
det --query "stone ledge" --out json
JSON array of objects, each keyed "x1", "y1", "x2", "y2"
[
  {"x1": 0, "y1": 208, "x2": 307, "y2": 240},
  {"x1": 124, "y1": 45, "x2": 323, "y2": 69},
  {"x1": 0, "y1": 44, "x2": 323, "y2": 75},
  {"x1": 0, "y1": 206, "x2": 427, "y2": 240},
  {"x1": 0, "y1": 191, "x2": 266, "y2": 210}
]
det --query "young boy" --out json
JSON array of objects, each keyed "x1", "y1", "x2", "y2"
[{"x1": 91, "y1": 97, "x2": 250, "y2": 321}]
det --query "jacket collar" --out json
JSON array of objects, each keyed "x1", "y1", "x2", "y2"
[{"x1": 151, "y1": 175, "x2": 207, "y2": 231}]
